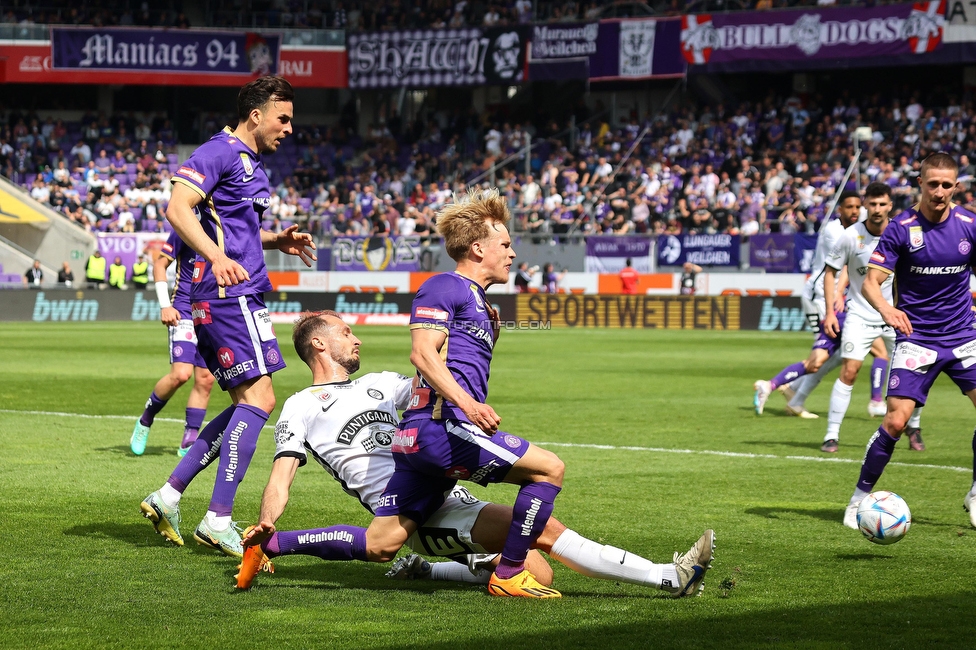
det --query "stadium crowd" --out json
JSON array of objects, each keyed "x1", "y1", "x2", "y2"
[{"x1": 4, "y1": 85, "x2": 976, "y2": 241}]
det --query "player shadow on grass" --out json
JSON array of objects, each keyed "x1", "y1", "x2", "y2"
[
  {"x1": 744, "y1": 506, "x2": 842, "y2": 524},
  {"x1": 740, "y1": 439, "x2": 825, "y2": 452},
  {"x1": 64, "y1": 522, "x2": 175, "y2": 547},
  {"x1": 93, "y1": 444, "x2": 174, "y2": 457}
]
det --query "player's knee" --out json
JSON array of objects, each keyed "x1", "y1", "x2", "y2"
[
  {"x1": 195, "y1": 371, "x2": 215, "y2": 391},
  {"x1": 538, "y1": 452, "x2": 565, "y2": 486},
  {"x1": 170, "y1": 367, "x2": 192, "y2": 385},
  {"x1": 840, "y1": 367, "x2": 858, "y2": 385},
  {"x1": 884, "y1": 413, "x2": 908, "y2": 436},
  {"x1": 365, "y1": 542, "x2": 401, "y2": 563},
  {"x1": 805, "y1": 359, "x2": 822, "y2": 374}
]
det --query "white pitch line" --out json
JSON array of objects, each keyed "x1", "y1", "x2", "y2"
[
  {"x1": 0, "y1": 409, "x2": 969, "y2": 473},
  {"x1": 536, "y1": 441, "x2": 971, "y2": 474}
]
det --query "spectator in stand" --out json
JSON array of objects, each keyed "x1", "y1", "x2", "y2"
[
  {"x1": 94, "y1": 149, "x2": 112, "y2": 173},
  {"x1": 24, "y1": 259, "x2": 43, "y2": 289},
  {"x1": 58, "y1": 261, "x2": 74, "y2": 288},
  {"x1": 70, "y1": 139, "x2": 92, "y2": 165}
]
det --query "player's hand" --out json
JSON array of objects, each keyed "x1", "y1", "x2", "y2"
[
  {"x1": 822, "y1": 312, "x2": 840, "y2": 338},
  {"x1": 210, "y1": 253, "x2": 249, "y2": 287},
  {"x1": 242, "y1": 521, "x2": 275, "y2": 547},
  {"x1": 160, "y1": 306, "x2": 180, "y2": 327},
  {"x1": 833, "y1": 294, "x2": 846, "y2": 313},
  {"x1": 463, "y1": 400, "x2": 501, "y2": 433},
  {"x1": 274, "y1": 225, "x2": 317, "y2": 267},
  {"x1": 881, "y1": 306, "x2": 913, "y2": 336},
  {"x1": 488, "y1": 304, "x2": 501, "y2": 342}
]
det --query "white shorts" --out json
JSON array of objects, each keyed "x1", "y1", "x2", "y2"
[
  {"x1": 840, "y1": 313, "x2": 894, "y2": 361},
  {"x1": 405, "y1": 486, "x2": 495, "y2": 561},
  {"x1": 801, "y1": 293, "x2": 826, "y2": 332}
]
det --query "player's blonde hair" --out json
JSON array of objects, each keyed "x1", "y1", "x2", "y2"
[
  {"x1": 436, "y1": 188, "x2": 510, "y2": 261},
  {"x1": 292, "y1": 310, "x2": 341, "y2": 365}
]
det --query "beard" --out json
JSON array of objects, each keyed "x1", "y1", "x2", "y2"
[{"x1": 338, "y1": 353, "x2": 360, "y2": 375}]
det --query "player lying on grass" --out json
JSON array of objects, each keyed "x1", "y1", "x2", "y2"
[{"x1": 234, "y1": 310, "x2": 715, "y2": 597}]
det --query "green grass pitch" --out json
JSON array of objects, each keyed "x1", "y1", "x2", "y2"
[{"x1": 2, "y1": 322, "x2": 975, "y2": 649}]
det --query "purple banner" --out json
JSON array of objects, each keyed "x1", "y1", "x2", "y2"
[
  {"x1": 332, "y1": 235, "x2": 422, "y2": 271},
  {"x1": 584, "y1": 236, "x2": 652, "y2": 272},
  {"x1": 680, "y1": 3, "x2": 945, "y2": 67},
  {"x1": 587, "y1": 18, "x2": 686, "y2": 80},
  {"x1": 96, "y1": 233, "x2": 167, "y2": 278},
  {"x1": 52, "y1": 28, "x2": 280, "y2": 75},
  {"x1": 749, "y1": 233, "x2": 819, "y2": 273},
  {"x1": 657, "y1": 234, "x2": 740, "y2": 267}
]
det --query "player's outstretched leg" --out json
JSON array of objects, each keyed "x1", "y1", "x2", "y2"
[
  {"x1": 236, "y1": 525, "x2": 368, "y2": 588},
  {"x1": 669, "y1": 530, "x2": 715, "y2": 597},
  {"x1": 755, "y1": 362, "x2": 807, "y2": 415},
  {"x1": 824, "y1": 378, "x2": 853, "y2": 453},
  {"x1": 904, "y1": 407, "x2": 925, "y2": 451},
  {"x1": 845, "y1": 426, "x2": 899, "y2": 529},
  {"x1": 131, "y1": 391, "x2": 168, "y2": 455},
  {"x1": 140, "y1": 490, "x2": 184, "y2": 546},
  {"x1": 868, "y1": 358, "x2": 887, "y2": 417}
]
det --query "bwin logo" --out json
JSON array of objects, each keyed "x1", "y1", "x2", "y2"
[{"x1": 758, "y1": 299, "x2": 808, "y2": 331}]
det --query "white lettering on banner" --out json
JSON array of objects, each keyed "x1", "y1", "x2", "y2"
[
  {"x1": 531, "y1": 23, "x2": 599, "y2": 59},
  {"x1": 280, "y1": 59, "x2": 313, "y2": 76},
  {"x1": 77, "y1": 35, "x2": 201, "y2": 68},
  {"x1": 952, "y1": 340, "x2": 976, "y2": 368},
  {"x1": 892, "y1": 342, "x2": 938, "y2": 374}
]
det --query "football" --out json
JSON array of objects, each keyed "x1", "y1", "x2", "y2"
[{"x1": 857, "y1": 491, "x2": 912, "y2": 545}]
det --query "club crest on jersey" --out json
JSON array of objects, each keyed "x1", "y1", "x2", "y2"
[
  {"x1": 960, "y1": 240, "x2": 972, "y2": 255},
  {"x1": 336, "y1": 410, "x2": 398, "y2": 445},
  {"x1": 367, "y1": 388, "x2": 384, "y2": 400},
  {"x1": 240, "y1": 153, "x2": 254, "y2": 177},
  {"x1": 311, "y1": 388, "x2": 331, "y2": 402},
  {"x1": 909, "y1": 226, "x2": 924, "y2": 250}
]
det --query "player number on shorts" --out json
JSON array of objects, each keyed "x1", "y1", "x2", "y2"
[{"x1": 206, "y1": 39, "x2": 239, "y2": 68}]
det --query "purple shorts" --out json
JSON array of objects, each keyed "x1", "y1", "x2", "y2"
[
  {"x1": 192, "y1": 294, "x2": 286, "y2": 391},
  {"x1": 888, "y1": 333, "x2": 976, "y2": 405},
  {"x1": 812, "y1": 310, "x2": 846, "y2": 357},
  {"x1": 169, "y1": 319, "x2": 207, "y2": 368},
  {"x1": 376, "y1": 417, "x2": 531, "y2": 524}
]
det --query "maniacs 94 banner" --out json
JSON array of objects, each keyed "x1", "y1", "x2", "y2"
[{"x1": 52, "y1": 28, "x2": 281, "y2": 75}]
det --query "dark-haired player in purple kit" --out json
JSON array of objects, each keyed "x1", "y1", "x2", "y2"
[
  {"x1": 129, "y1": 231, "x2": 215, "y2": 458},
  {"x1": 844, "y1": 153, "x2": 976, "y2": 529},
  {"x1": 139, "y1": 76, "x2": 316, "y2": 557}
]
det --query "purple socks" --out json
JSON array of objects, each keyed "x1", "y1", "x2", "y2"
[
  {"x1": 208, "y1": 404, "x2": 269, "y2": 517},
  {"x1": 771, "y1": 362, "x2": 807, "y2": 390},
  {"x1": 856, "y1": 426, "x2": 898, "y2": 493},
  {"x1": 139, "y1": 391, "x2": 167, "y2": 427},
  {"x1": 496, "y1": 481, "x2": 561, "y2": 579},
  {"x1": 167, "y1": 405, "x2": 234, "y2": 492},
  {"x1": 870, "y1": 358, "x2": 887, "y2": 401},
  {"x1": 261, "y1": 526, "x2": 368, "y2": 561}
]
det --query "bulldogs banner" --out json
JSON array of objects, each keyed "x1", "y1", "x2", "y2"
[
  {"x1": 657, "y1": 234, "x2": 740, "y2": 267},
  {"x1": 52, "y1": 28, "x2": 280, "y2": 75},
  {"x1": 584, "y1": 236, "x2": 652, "y2": 273},
  {"x1": 332, "y1": 235, "x2": 423, "y2": 271},
  {"x1": 347, "y1": 26, "x2": 529, "y2": 88},
  {"x1": 680, "y1": 2, "x2": 944, "y2": 67}
]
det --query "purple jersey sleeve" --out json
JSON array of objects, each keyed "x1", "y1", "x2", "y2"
[
  {"x1": 410, "y1": 273, "x2": 462, "y2": 329},
  {"x1": 867, "y1": 211, "x2": 907, "y2": 274}
]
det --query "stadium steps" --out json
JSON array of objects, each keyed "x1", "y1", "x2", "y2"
[{"x1": 0, "y1": 174, "x2": 96, "y2": 280}]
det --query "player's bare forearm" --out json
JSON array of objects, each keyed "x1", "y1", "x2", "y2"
[
  {"x1": 152, "y1": 256, "x2": 171, "y2": 283},
  {"x1": 836, "y1": 266, "x2": 849, "y2": 297},
  {"x1": 247, "y1": 456, "x2": 300, "y2": 546},
  {"x1": 166, "y1": 183, "x2": 222, "y2": 263}
]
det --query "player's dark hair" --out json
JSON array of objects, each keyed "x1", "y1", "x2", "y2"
[
  {"x1": 838, "y1": 190, "x2": 860, "y2": 205},
  {"x1": 919, "y1": 152, "x2": 958, "y2": 178},
  {"x1": 292, "y1": 310, "x2": 341, "y2": 366},
  {"x1": 237, "y1": 76, "x2": 295, "y2": 122},
  {"x1": 864, "y1": 182, "x2": 891, "y2": 199}
]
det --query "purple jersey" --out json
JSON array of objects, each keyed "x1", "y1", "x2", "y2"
[
  {"x1": 158, "y1": 231, "x2": 196, "y2": 317},
  {"x1": 869, "y1": 205, "x2": 976, "y2": 339},
  {"x1": 171, "y1": 128, "x2": 273, "y2": 301},
  {"x1": 403, "y1": 272, "x2": 494, "y2": 423}
]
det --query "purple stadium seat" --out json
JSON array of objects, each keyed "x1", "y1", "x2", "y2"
[
  {"x1": 126, "y1": 163, "x2": 137, "y2": 174},
  {"x1": 166, "y1": 154, "x2": 178, "y2": 164}
]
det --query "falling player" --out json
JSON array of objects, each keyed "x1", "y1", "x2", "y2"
[
  {"x1": 139, "y1": 76, "x2": 316, "y2": 557},
  {"x1": 130, "y1": 231, "x2": 216, "y2": 458},
  {"x1": 843, "y1": 153, "x2": 976, "y2": 529},
  {"x1": 820, "y1": 183, "x2": 923, "y2": 454},
  {"x1": 233, "y1": 311, "x2": 714, "y2": 597}
]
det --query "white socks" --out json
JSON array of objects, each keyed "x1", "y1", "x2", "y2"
[
  {"x1": 827, "y1": 379, "x2": 853, "y2": 441},
  {"x1": 205, "y1": 512, "x2": 231, "y2": 531},
  {"x1": 159, "y1": 483, "x2": 182, "y2": 508},
  {"x1": 430, "y1": 562, "x2": 491, "y2": 584},
  {"x1": 908, "y1": 407, "x2": 922, "y2": 428},
  {"x1": 548, "y1": 529, "x2": 675, "y2": 589},
  {"x1": 789, "y1": 353, "x2": 842, "y2": 409},
  {"x1": 850, "y1": 488, "x2": 869, "y2": 506}
]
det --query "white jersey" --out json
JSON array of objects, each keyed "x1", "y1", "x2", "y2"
[
  {"x1": 803, "y1": 217, "x2": 846, "y2": 303},
  {"x1": 825, "y1": 221, "x2": 893, "y2": 326},
  {"x1": 273, "y1": 372, "x2": 413, "y2": 513}
]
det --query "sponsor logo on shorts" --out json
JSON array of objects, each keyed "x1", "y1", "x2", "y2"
[
  {"x1": 213, "y1": 359, "x2": 257, "y2": 382},
  {"x1": 449, "y1": 486, "x2": 480, "y2": 505},
  {"x1": 415, "y1": 306, "x2": 449, "y2": 320},
  {"x1": 177, "y1": 166, "x2": 206, "y2": 184},
  {"x1": 217, "y1": 347, "x2": 235, "y2": 369},
  {"x1": 844, "y1": 342, "x2": 855, "y2": 353},
  {"x1": 502, "y1": 434, "x2": 522, "y2": 449},
  {"x1": 445, "y1": 466, "x2": 470, "y2": 480},
  {"x1": 191, "y1": 301, "x2": 211, "y2": 325},
  {"x1": 470, "y1": 459, "x2": 502, "y2": 483},
  {"x1": 172, "y1": 344, "x2": 184, "y2": 357},
  {"x1": 392, "y1": 427, "x2": 419, "y2": 454},
  {"x1": 889, "y1": 375, "x2": 900, "y2": 389},
  {"x1": 367, "y1": 388, "x2": 384, "y2": 400},
  {"x1": 960, "y1": 241, "x2": 972, "y2": 255},
  {"x1": 266, "y1": 348, "x2": 280, "y2": 365}
]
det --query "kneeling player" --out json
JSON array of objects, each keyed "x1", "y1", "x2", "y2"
[{"x1": 234, "y1": 311, "x2": 715, "y2": 597}]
